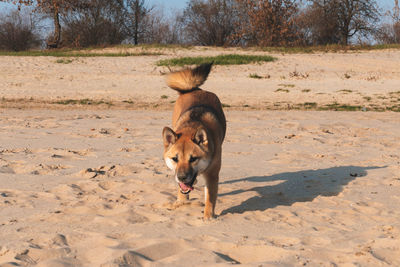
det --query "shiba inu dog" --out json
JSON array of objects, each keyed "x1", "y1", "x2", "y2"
[{"x1": 162, "y1": 63, "x2": 226, "y2": 219}]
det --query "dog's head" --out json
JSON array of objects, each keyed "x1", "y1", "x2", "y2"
[{"x1": 162, "y1": 126, "x2": 212, "y2": 194}]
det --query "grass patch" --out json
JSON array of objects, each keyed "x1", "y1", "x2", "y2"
[
  {"x1": 222, "y1": 103, "x2": 231, "y2": 108},
  {"x1": 0, "y1": 50, "x2": 161, "y2": 57},
  {"x1": 278, "y1": 83, "x2": 295, "y2": 88},
  {"x1": 303, "y1": 102, "x2": 318, "y2": 109},
  {"x1": 117, "y1": 43, "x2": 194, "y2": 50},
  {"x1": 338, "y1": 89, "x2": 353, "y2": 93},
  {"x1": 249, "y1": 73, "x2": 263, "y2": 79},
  {"x1": 54, "y1": 99, "x2": 112, "y2": 106},
  {"x1": 320, "y1": 103, "x2": 363, "y2": 111},
  {"x1": 156, "y1": 54, "x2": 276, "y2": 66},
  {"x1": 302, "y1": 89, "x2": 311, "y2": 93},
  {"x1": 363, "y1": 96, "x2": 372, "y2": 101},
  {"x1": 160, "y1": 95, "x2": 169, "y2": 99},
  {"x1": 253, "y1": 43, "x2": 400, "y2": 53},
  {"x1": 56, "y1": 58, "x2": 73, "y2": 64},
  {"x1": 275, "y1": 88, "x2": 290, "y2": 93}
]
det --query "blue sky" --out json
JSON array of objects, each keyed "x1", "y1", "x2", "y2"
[
  {"x1": 0, "y1": 0, "x2": 188, "y2": 12},
  {"x1": 0, "y1": 0, "x2": 396, "y2": 15}
]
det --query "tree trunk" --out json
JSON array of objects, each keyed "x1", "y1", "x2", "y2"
[
  {"x1": 47, "y1": 7, "x2": 61, "y2": 48},
  {"x1": 53, "y1": 7, "x2": 61, "y2": 47},
  {"x1": 134, "y1": 0, "x2": 139, "y2": 45}
]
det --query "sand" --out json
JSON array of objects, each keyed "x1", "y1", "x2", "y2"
[
  {"x1": 0, "y1": 47, "x2": 400, "y2": 266},
  {"x1": 1, "y1": 46, "x2": 399, "y2": 110}
]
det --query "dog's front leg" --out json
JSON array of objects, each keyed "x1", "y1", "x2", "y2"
[
  {"x1": 177, "y1": 188, "x2": 189, "y2": 202},
  {"x1": 204, "y1": 171, "x2": 219, "y2": 220}
]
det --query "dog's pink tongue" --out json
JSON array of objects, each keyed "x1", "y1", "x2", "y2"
[{"x1": 179, "y1": 182, "x2": 193, "y2": 192}]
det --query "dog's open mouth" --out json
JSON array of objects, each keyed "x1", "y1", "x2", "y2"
[{"x1": 179, "y1": 179, "x2": 197, "y2": 194}]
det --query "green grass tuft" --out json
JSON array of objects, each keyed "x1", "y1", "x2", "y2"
[
  {"x1": 54, "y1": 99, "x2": 112, "y2": 105},
  {"x1": 320, "y1": 103, "x2": 363, "y2": 111},
  {"x1": 303, "y1": 102, "x2": 318, "y2": 109},
  {"x1": 275, "y1": 88, "x2": 290, "y2": 93},
  {"x1": 56, "y1": 58, "x2": 73, "y2": 64},
  {"x1": 278, "y1": 83, "x2": 295, "y2": 88},
  {"x1": 249, "y1": 73, "x2": 263, "y2": 79},
  {"x1": 156, "y1": 54, "x2": 276, "y2": 66}
]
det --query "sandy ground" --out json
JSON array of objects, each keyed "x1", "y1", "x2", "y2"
[
  {"x1": 0, "y1": 48, "x2": 400, "y2": 266},
  {"x1": 0, "y1": 47, "x2": 399, "y2": 110}
]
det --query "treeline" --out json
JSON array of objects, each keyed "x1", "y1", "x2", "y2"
[{"x1": 0, "y1": 0, "x2": 399, "y2": 51}]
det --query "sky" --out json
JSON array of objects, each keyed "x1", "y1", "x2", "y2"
[{"x1": 0, "y1": 0, "x2": 396, "y2": 13}]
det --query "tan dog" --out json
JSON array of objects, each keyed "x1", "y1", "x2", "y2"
[{"x1": 162, "y1": 63, "x2": 226, "y2": 219}]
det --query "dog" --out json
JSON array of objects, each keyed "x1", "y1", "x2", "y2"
[{"x1": 162, "y1": 63, "x2": 226, "y2": 219}]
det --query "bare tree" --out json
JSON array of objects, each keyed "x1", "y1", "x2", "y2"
[
  {"x1": 233, "y1": 0, "x2": 300, "y2": 46},
  {"x1": 181, "y1": 0, "x2": 237, "y2": 46},
  {"x1": 123, "y1": 0, "x2": 153, "y2": 45},
  {"x1": 298, "y1": 0, "x2": 341, "y2": 45},
  {"x1": 306, "y1": 0, "x2": 379, "y2": 45},
  {"x1": 0, "y1": 0, "x2": 84, "y2": 48},
  {"x1": 140, "y1": 8, "x2": 185, "y2": 44},
  {"x1": 375, "y1": 0, "x2": 400, "y2": 44},
  {"x1": 61, "y1": 0, "x2": 126, "y2": 47}
]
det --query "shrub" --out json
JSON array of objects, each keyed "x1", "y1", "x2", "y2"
[{"x1": 0, "y1": 10, "x2": 41, "y2": 51}]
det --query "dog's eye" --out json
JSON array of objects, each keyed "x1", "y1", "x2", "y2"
[
  {"x1": 172, "y1": 156, "x2": 178, "y2": 163},
  {"x1": 189, "y1": 156, "x2": 198, "y2": 163}
]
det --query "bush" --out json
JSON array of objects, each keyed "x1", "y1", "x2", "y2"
[
  {"x1": 60, "y1": 0, "x2": 126, "y2": 48},
  {"x1": 375, "y1": 22, "x2": 400, "y2": 44},
  {"x1": 0, "y1": 10, "x2": 41, "y2": 51}
]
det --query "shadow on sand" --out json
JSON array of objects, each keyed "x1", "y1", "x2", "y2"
[{"x1": 220, "y1": 166, "x2": 384, "y2": 215}]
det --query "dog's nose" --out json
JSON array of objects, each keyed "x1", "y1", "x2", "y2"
[{"x1": 177, "y1": 173, "x2": 188, "y2": 181}]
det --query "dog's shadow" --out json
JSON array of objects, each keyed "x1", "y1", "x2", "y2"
[{"x1": 220, "y1": 166, "x2": 384, "y2": 215}]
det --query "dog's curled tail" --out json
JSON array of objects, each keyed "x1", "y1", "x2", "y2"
[{"x1": 166, "y1": 63, "x2": 213, "y2": 94}]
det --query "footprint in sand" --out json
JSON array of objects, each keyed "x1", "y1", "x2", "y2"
[
  {"x1": 12, "y1": 234, "x2": 75, "y2": 266},
  {"x1": 0, "y1": 161, "x2": 69, "y2": 175},
  {"x1": 113, "y1": 241, "x2": 187, "y2": 265}
]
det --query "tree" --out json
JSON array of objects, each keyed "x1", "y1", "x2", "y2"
[
  {"x1": 61, "y1": 0, "x2": 126, "y2": 47},
  {"x1": 307, "y1": 0, "x2": 380, "y2": 45},
  {"x1": 181, "y1": 0, "x2": 237, "y2": 46},
  {"x1": 123, "y1": 0, "x2": 153, "y2": 45},
  {"x1": 0, "y1": 0, "x2": 83, "y2": 48},
  {"x1": 375, "y1": 0, "x2": 400, "y2": 44},
  {"x1": 139, "y1": 9, "x2": 185, "y2": 44},
  {"x1": 298, "y1": 0, "x2": 341, "y2": 45},
  {"x1": 336, "y1": 0, "x2": 380, "y2": 45},
  {"x1": 234, "y1": 0, "x2": 300, "y2": 46}
]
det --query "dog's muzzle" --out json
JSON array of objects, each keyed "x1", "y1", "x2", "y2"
[{"x1": 178, "y1": 174, "x2": 197, "y2": 194}]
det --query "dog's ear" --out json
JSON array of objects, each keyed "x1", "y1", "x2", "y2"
[
  {"x1": 194, "y1": 128, "x2": 208, "y2": 147},
  {"x1": 162, "y1": 127, "x2": 177, "y2": 147}
]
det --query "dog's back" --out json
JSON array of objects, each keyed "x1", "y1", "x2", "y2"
[{"x1": 167, "y1": 63, "x2": 226, "y2": 140}]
